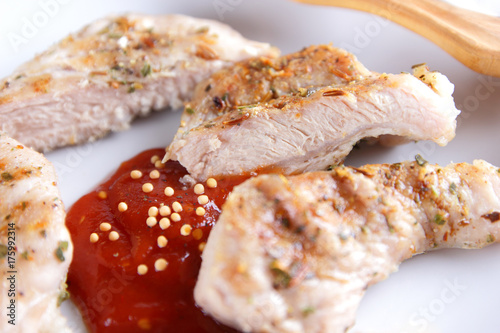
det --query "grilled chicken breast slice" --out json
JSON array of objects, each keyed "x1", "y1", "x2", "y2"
[
  {"x1": 0, "y1": 134, "x2": 73, "y2": 332},
  {"x1": 0, "y1": 14, "x2": 278, "y2": 152},
  {"x1": 195, "y1": 159, "x2": 500, "y2": 333},
  {"x1": 174, "y1": 44, "x2": 372, "y2": 136},
  {"x1": 167, "y1": 64, "x2": 460, "y2": 181}
]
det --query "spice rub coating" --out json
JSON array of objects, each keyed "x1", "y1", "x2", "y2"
[
  {"x1": 167, "y1": 56, "x2": 460, "y2": 181},
  {"x1": 0, "y1": 133, "x2": 73, "y2": 332},
  {"x1": 195, "y1": 159, "x2": 500, "y2": 333},
  {"x1": 172, "y1": 44, "x2": 371, "y2": 137},
  {"x1": 0, "y1": 14, "x2": 278, "y2": 152}
]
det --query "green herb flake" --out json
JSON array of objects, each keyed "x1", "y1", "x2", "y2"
[
  {"x1": 327, "y1": 164, "x2": 339, "y2": 171},
  {"x1": 487, "y1": 234, "x2": 495, "y2": 243},
  {"x1": 21, "y1": 251, "x2": 29, "y2": 260},
  {"x1": 270, "y1": 261, "x2": 291, "y2": 289},
  {"x1": 185, "y1": 107, "x2": 195, "y2": 115},
  {"x1": 449, "y1": 182, "x2": 457, "y2": 195},
  {"x1": 415, "y1": 154, "x2": 428, "y2": 166},
  {"x1": 57, "y1": 289, "x2": 70, "y2": 306},
  {"x1": 141, "y1": 63, "x2": 152, "y2": 77},
  {"x1": 195, "y1": 26, "x2": 209, "y2": 34},
  {"x1": 271, "y1": 267, "x2": 291, "y2": 289},
  {"x1": 236, "y1": 104, "x2": 256, "y2": 109},
  {"x1": 55, "y1": 241, "x2": 69, "y2": 262},
  {"x1": 107, "y1": 32, "x2": 123, "y2": 39},
  {"x1": 110, "y1": 64, "x2": 122, "y2": 71},
  {"x1": 302, "y1": 306, "x2": 315, "y2": 316},
  {"x1": 1, "y1": 172, "x2": 14, "y2": 181},
  {"x1": 433, "y1": 214, "x2": 446, "y2": 225}
]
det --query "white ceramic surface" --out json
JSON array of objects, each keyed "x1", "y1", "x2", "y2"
[{"x1": 1, "y1": 1, "x2": 499, "y2": 332}]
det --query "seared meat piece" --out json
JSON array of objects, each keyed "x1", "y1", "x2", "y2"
[
  {"x1": 0, "y1": 14, "x2": 278, "y2": 152},
  {"x1": 0, "y1": 134, "x2": 73, "y2": 332},
  {"x1": 167, "y1": 63, "x2": 460, "y2": 181},
  {"x1": 175, "y1": 44, "x2": 371, "y2": 135},
  {"x1": 195, "y1": 159, "x2": 500, "y2": 333}
]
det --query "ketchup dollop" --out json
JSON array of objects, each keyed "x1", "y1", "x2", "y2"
[{"x1": 66, "y1": 149, "x2": 244, "y2": 332}]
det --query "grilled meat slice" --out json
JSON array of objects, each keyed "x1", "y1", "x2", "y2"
[
  {"x1": 167, "y1": 64, "x2": 460, "y2": 181},
  {"x1": 195, "y1": 159, "x2": 500, "y2": 333},
  {"x1": 175, "y1": 44, "x2": 371, "y2": 136},
  {"x1": 0, "y1": 14, "x2": 278, "y2": 152},
  {"x1": 0, "y1": 134, "x2": 73, "y2": 332}
]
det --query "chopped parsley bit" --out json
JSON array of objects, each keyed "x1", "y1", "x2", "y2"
[
  {"x1": 107, "y1": 32, "x2": 123, "y2": 39},
  {"x1": 195, "y1": 26, "x2": 209, "y2": 34},
  {"x1": 57, "y1": 289, "x2": 70, "y2": 306},
  {"x1": 449, "y1": 182, "x2": 457, "y2": 194},
  {"x1": 127, "y1": 85, "x2": 136, "y2": 93},
  {"x1": 21, "y1": 251, "x2": 29, "y2": 260},
  {"x1": 270, "y1": 265, "x2": 291, "y2": 289},
  {"x1": 0, "y1": 244, "x2": 7, "y2": 258},
  {"x1": 236, "y1": 104, "x2": 256, "y2": 109},
  {"x1": 433, "y1": 213, "x2": 446, "y2": 225},
  {"x1": 222, "y1": 92, "x2": 229, "y2": 101},
  {"x1": 302, "y1": 306, "x2": 315, "y2": 316},
  {"x1": 185, "y1": 107, "x2": 195, "y2": 115},
  {"x1": 55, "y1": 241, "x2": 69, "y2": 262},
  {"x1": 40, "y1": 230, "x2": 47, "y2": 238},
  {"x1": 141, "y1": 63, "x2": 152, "y2": 77},
  {"x1": 390, "y1": 163, "x2": 402, "y2": 171},
  {"x1": 327, "y1": 164, "x2": 339, "y2": 171},
  {"x1": 1, "y1": 172, "x2": 13, "y2": 181},
  {"x1": 415, "y1": 154, "x2": 428, "y2": 166},
  {"x1": 487, "y1": 234, "x2": 495, "y2": 243},
  {"x1": 21, "y1": 201, "x2": 27, "y2": 210}
]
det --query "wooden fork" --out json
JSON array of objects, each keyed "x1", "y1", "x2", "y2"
[{"x1": 293, "y1": 0, "x2": 500, "y2": 77}]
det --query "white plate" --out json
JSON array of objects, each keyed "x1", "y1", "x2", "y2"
[{"x1": 2, "y1": 1, "x2": 500, "y2": 332}]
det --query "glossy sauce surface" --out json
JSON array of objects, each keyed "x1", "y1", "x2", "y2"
[{"x1": 66, "y1": 149, "x2": 244, "y2": 332}]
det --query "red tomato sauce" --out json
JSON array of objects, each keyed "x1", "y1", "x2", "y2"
[{"x1": 66, "y1": 149, "x2": 245, "y2": 332}]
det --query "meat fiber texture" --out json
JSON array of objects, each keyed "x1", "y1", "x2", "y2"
[
  {"x1": 166, "y1": 47, "x2": 460, "y2": 181},
  {"x1": 0, "y1": 14, "x2": 279, "y2": 152},
  {"x1": 195, "y1": 159, "x2": 500, "y2": 333},
  {"x1": 0, "y1": 133, "x2": 73, "y2": 332}
]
